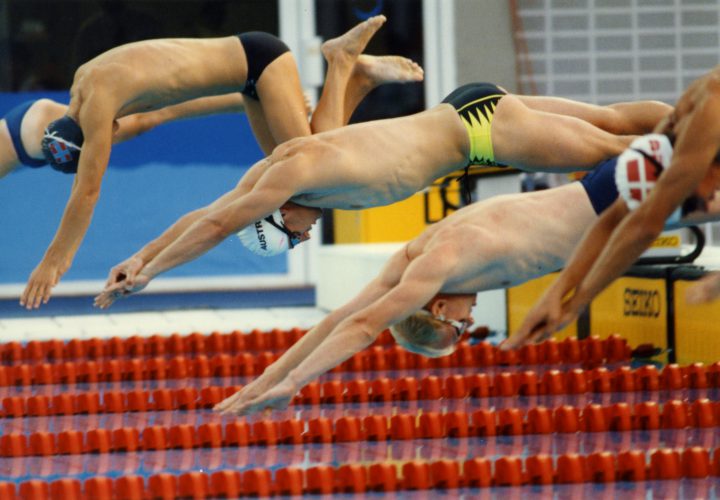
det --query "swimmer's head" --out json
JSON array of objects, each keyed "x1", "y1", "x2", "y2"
[
  {"x1": 237, "y1": 202, "x2": 322, "y2": 257},
  {"x1": 390, "y1": 293, "x2": 476, "y2": 357},
  {"x1": 41, "y1": 116, "x2": 84, "y2": 174}
]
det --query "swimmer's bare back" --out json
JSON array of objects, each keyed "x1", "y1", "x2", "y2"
[{"x1": 68, "y1": 37, "x2": 249, "y2": 120}]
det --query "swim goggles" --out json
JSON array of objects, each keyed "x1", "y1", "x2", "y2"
[
  {"x1": 418, "y1": 309, "x2": 471, "y2": 339},
  {"x1": 264, "y1": 214, "x2": 302, "y2": 249}
]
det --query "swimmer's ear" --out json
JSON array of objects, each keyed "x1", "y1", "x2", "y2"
[{"x1": 428, "y1": 297, "x2": 448, "y2": 317}]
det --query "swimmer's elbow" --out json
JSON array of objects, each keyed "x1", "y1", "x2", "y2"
[
  {"x1": 199, "y1": 214, "x2": 234, "y2": 241},
  {"x1": 344, "y1": 315, "x2": 380, "y2": 345}
]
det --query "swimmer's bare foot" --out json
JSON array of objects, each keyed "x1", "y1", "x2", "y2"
[
  {"x1": 353, "y1": 54, "x2": 424, "y2": 89},
  {"x1": 321, "y1": 15, "x2": 387, "y2": 65}
]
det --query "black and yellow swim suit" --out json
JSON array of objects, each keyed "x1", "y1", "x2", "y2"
[{"x1": 442, "y1": 82, "x2": 507, "y2": 166}]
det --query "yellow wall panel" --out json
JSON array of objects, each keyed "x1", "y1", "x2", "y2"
[
  {"x1": 507, "y1": 273, "x2": 577, "y2": 340},
  {"x1": 673, "y1": 280, "x2": 720, "y2": 365},
  {"x1": 333, "y1": 186, "x2": 462, "y2": 244},
  {"x1": 589, "y1": 277, "x2": 666, "y2": 349}
]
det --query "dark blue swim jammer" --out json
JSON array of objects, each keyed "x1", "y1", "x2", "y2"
[{"x1": 578, "y1": 156, "x2": 619, "y2": 215}]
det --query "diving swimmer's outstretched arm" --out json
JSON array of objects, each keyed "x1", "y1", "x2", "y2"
[
  {"x1": 217, "y1": 245, "x2": 459, "y2": 416},
  {"x1": 94, "y1": 164, "x2": 301, "y2": 308}
]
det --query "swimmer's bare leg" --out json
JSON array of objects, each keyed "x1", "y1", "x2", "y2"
[
  {"x1": 516, "y1": 95, "x2": 673, "y2": 135},
  {"x1": 310, "y1": 15, "x2": 387, "y2": 133}
]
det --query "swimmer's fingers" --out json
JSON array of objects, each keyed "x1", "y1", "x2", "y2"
[{"x1": 224, "y1": 379, "x2": 296, "y2": 417}]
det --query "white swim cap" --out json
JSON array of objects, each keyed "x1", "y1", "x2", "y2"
[
  {"x1": 615, "y1": 134, "x2": 674, "y2": 210},
  {"x1": 237, "y1": 209, "x2": 292, "y2": 257}
]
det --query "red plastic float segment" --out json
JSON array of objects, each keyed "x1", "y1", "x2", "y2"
[
  {"x1": 224, "y1": 421, "x2": 251, "y2": 447},
  {"x1": 682, "y1": 447, "x2": 711, "y2": 479},
  {"x1": 49, "y1": 479, "x2": 82, "y2": 500},
  {"x1": 198, "y1": 423, "x2": 223, "y2": 448},
  {"x1": 472, "y1": 409, "x2": 497, "y2": 437},
  {"x1": 242, "y1": 469, "x2": 273, "y2": 497},
  {"x1": 661, "y1": 364, "x2": 685, "y2": 390},
  {"x1": 463, "y1": 458, "x2": 492, "y2": 487},
  {"x1": 497, "y1": 408, "x2": 524, "y2": 436},
  {"x1": 321, "y1": 380, "x2": 345, "y2": 404},
  {"x1": 52, "y1": 393, "x2": 76, "y2": 416},
  {"x1": 84, "y1": 477, "x2": 112, "y2": 500},
  {"x1": 554, "y1": 405, "x2": 581, "y2": 433},
  {"x1": 443, "y1": 411, "x2": 470, "y2": 438},
  {"x1": 278, "y1": 419, "x2": 304, "y2": 445},
  {"x1": 141, "y1": 426, "x2": 168, "y2": 451},
  {"x1": 588, "y1": 451, "x2": 616, "y2": 483},
  {"x1": 112, "y1": 428, "x2": 140, "y2": 452},
  {"x1": 274, "y1": 468, "x2": 303, "y2": 496},
  {"x1": 306, "y1": 466, "x2": 335, "y2": 495},
  {"x1": 608, "y1": 403, "x2": 632, "y2": 432},
  {"x1": 542, "y1": 369, "x2": 565, "y2": 395},
  {"x1": 369, "y1": 378, "x2": 393, "y2": 403},
  {"x1": 178, "y1": 472, "x2": 210, "y2": 499},
  {"x1": 346, "y1": 379, "x2": 370, "y2": 403},
  {"x1": 27, "y1": 395, "x2": 51, "y2": 417},
  {"x1": 19, "y1": 481, "x2": 49, "y2": 500},
  {"x1": 635, "y1": 365, "x2": 660, "y2": 391},
  {"x1": 525, "y1": 454, "x2": 554, "y2": 485},
  {"x1": 418, "y1": 412, "x2": 444, "y2": 439},
  {"x1": 582, "y1": 403, "x2": 608, "y2": 433},
  {"x1": 556, "y1": 453, "x2": 588, "y2": 483},
  {"x1": 126, "y1": 389, "x2": 150, "y2": 413},
  {"x1": 85, "y1": 429, "x2": 112, "y2": 454},
  {"x1": 662, "y1": 400, "x2": 689, "y2": 429},
  {"x1": 517, "y1": 370, "x2": 539, "y2": 396},
  {"x1": 29, "y1": 431, "x2": 56, "y2": 456},
  {"x1": 687, "y1": 363, "x2": 708, "y2": 389},
  {"x1": 402, "y1": 461, "x2": 431, "y2": 490},
  {"x1": 363, "y1": 415, "x2": 389, "y2": 442},
  {"x1": 57, "y1": 430, "x2": 83, "y2": 455},
  {"x1": 614, "y1": 366, "x2": 635, "y2": 392},
  {"x1": 335, "y1": 416, "x2": 363, "y2": 442},
  {"x1": 114, "y1": 476, "x2": 145, "y2": 500},
  {"x1": 307, "y1": 417, "x2": 333, "y2": 443},
  {"x1": 526, "y1": 406, "x2": 553, "y2": 434},
  {"x1": 148, "y1": 473, "x2": 177, "y2": 500},
  {"x1": 617, "y1": 450, "x2": 647, "y2": 482},
  {"x1": 650, "y1": 449, "x2": 681, "y2": 480},
  {"x1": 430, "y1": 460, "x2": 460, "y2": 489},
  {"x1": 420, "y1": 376, "x2": 442, "y2": 400},
  {"x1": 337, "y1": 464, "x2": 367, "y2": 493},
  {"x1": 494, "y1": 456, "x2": 523, "y2": 487},
  {"x1": 252, "y1": 420, "x2": 279, "y2": 446},
  {"x1": 210, "y1": 470, "x2": 241, "y2": 498},
  {"x1": 634, "y1": 401, "x2": 661, "y2": 430},
  {"x1": 368, "y1": 463, "x2": 397, "y2": 492},
  {"x1": 691, "y1": 398, "x2": 716, "y2": 428},
  {"x1": 390, "y1": 414, "x2": 416, "y2": 440},
  {"x1": 169, "y1": 424, "x2": 196, "y2": 450}
]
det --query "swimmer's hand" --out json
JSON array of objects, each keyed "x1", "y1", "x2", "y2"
[
  {"x1": 686, "y1": 272, "x2": 720, "y2": 305},
  {"x1": 20, "y1": 259, "x2": 68, "y2": 310},
  {"x1": 214, "y1": 368, "x2": 282, "y2": 415},
  {"x1": 503, "y1": 287, "x2": 571, "y2": 350},
  {"x1": 93, "y1": 272, "x2": 151, "y2": 309},
  {"x1": 104, "y1": 256, "x2": 145, "y2": 289},
  {"x1": 216, "y1": 377, "x2": 298, "y2": 417}
]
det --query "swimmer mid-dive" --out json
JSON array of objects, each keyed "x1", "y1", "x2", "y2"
[
  {"x1": 93, "y1": 83, "x2": 671, "y2": 308},
  {"x1": 211, "y1": 132, "x2": 720, "y2": 417},
  {"x1": 506, "y1": 65, "x2": 720, "y2": 349},
  {"x1": 18, "y1": 15, "x2": 424, "y2": 309}
]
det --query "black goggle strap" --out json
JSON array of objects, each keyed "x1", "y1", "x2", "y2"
[
  {"x1": 455, "y1": 165, "x2": 472, "y2": 205},
  {"x1": 264, "y1": 215, "x2": 300, "y2": 249}
]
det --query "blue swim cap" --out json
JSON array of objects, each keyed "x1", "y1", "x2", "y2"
[{"x1": 41, "y1": 116, "x2": 84, "y2": 174}]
